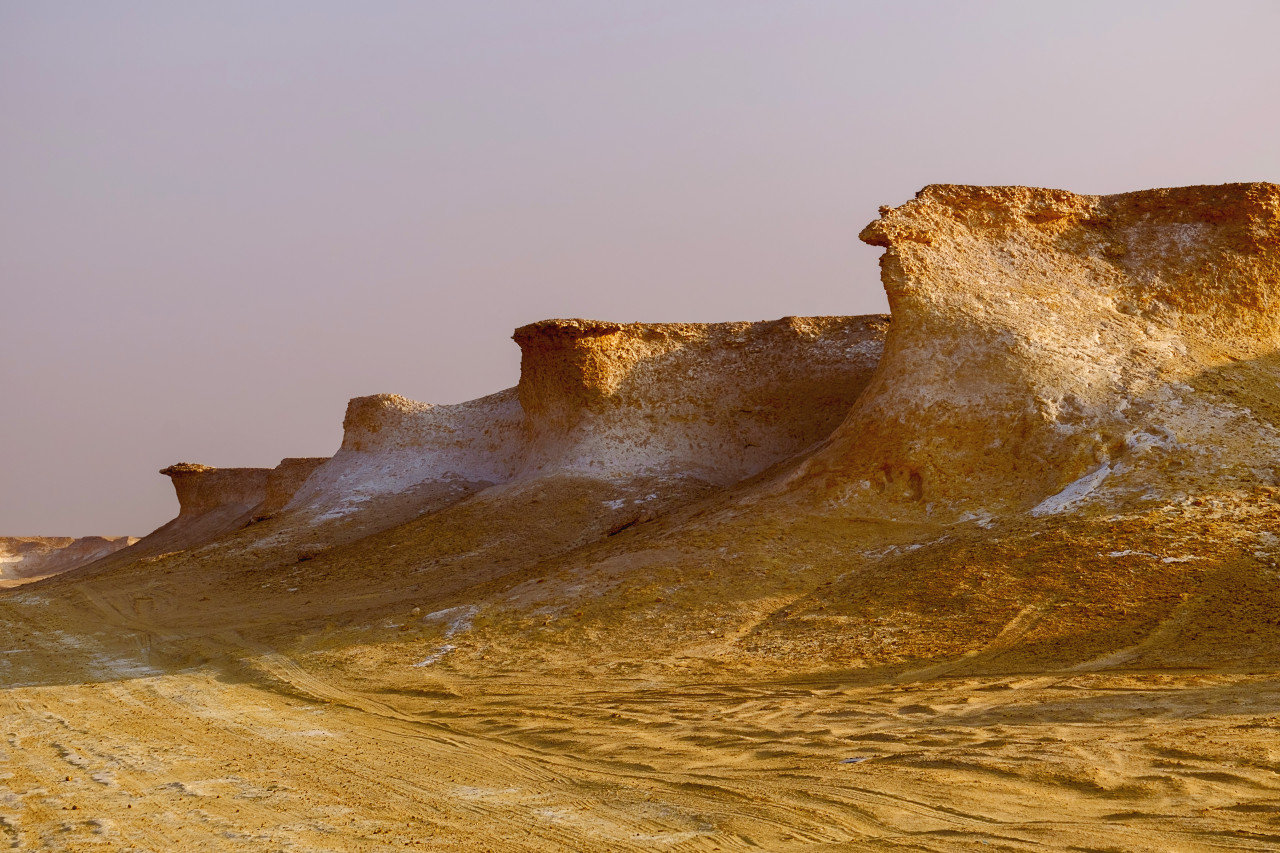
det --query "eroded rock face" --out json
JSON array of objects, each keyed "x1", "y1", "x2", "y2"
[
  {"x1": 288, "y1": 390, "x2": 525, "y2": 522},
  {"x1": 261, "y1": 457, "x2": 329, "y2": 516},
  {"x1": 513, "y1": 316, "x2": 888, "y2": 483},
  {"x1": 796, "y1": 182, "x2": 1280, "y2": 520},
  {"x1": 116, "y1": 457, "x2": 333, "y2": 558},
  {"x1": 0, "y1": 536, "x2": 138, "y2": 583},
  {"x1": 160, "y1": 463, "x2": 272, "y2": 517},
  {"x1": 289, "y1": 316, "x2": 887, "y2": 524}
]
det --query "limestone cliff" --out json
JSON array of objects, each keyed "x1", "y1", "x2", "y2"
[
  {"x1": 160, "y1": 463, "x2": 272, "y2": 518},
  {"x1": 513, "y1": 316, "x2": 886, "y2": 483},
  {"x1": 0, "y1": 536, "x2": 138, "y2": 584},
  {"x1": 795, "y1": 182, "x2": 1280, "y2": 520},
  {"x1": 260, "y1": 457, "x2": 329, "y2": 516},
  {"x1": 95, "y1": 457, "x2": 330, "y2": 560},
  {"x1": 288, "y1": 390, "x2": 525, "y2": 523},
  {"x1": 290, "y1": 317, "x2": 886, "y2": 523}
]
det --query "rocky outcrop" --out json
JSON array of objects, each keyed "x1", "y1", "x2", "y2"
[
  {"x1": 513, "y1": 316, "x2": 887, "y2": 482},
  {"x1": 0, "y1": 536, "x2": 138, "y2": 583},
  {"x1": 288, "y1": 390, "x2": 525, "y2": 522},
  {"x1": 160, "y1": 463, "x2": 272, "y2": 518},
  {"x1": 261, "y1": 457, "x2": 329, "y2": 516},
  {"x1": 103, "y1": 457, "x2": 329, "y2": 558},
  {"x1": 289, "y1": 317, "x2": 887, "y2": 522},
  {"x1": 795, "y1": 182, "x2": 1280, "y2": 520}
]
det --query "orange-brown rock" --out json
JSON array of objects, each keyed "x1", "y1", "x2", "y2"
[
  {"x1": 160, "y1": 463, "x2": 272, "y2": 517},
  {"x1": 260, "y1": 457, "x2": 328, "y2": 516},
  {"x1": 118, "y1": 457, "x2": 331, "y2": 558},
  {"x1": 795, "y1": 182, "x2": 1280, "y2": 520},
  {"x1": 291, "y1": 316, "x2": 886, "y2": 522},
  {"x1": 513, "y1": 316, "x2": 887, "y2": 482}
]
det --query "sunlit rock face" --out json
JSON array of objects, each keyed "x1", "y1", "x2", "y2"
[
  {"x1": 512, "y1": 316, "x2": 887, "y2": 483},
  {"x1": 793, "y1": 183, "x2": 1280, "y2": 520},
  {"x1": 288, "y1": 315, "x2": 887, "y2": 523}
]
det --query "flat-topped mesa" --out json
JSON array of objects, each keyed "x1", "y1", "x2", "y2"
[
  {"x1": 0, "y1": 536, "x2": 138, "y2": 583},
  {"x1": 51, "y1": 457, "x2": 331, "y2": 573},
  {"x1": 288, "y1": 390, "x2": 525, "y2": 522},
  {"x1": 798, "y1": 182, "x2": 1280, "y2": 520},
  {"x1": 160, "y1": 463, "x2": 272, "y2": 518},
  {"x1": 512, "y1": 316, "x2": 888, "y2": 484}
]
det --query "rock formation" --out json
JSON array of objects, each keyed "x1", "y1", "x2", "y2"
[
  {"x1": 288, "y1": 390, "x2": 525, "y2": 523},
  {"x1": 793, "y1": 182, "x2": 1280, "y2": 521},
  {"x1": 160, "y1": 463, "x2": 273, "y2": 518},
  {"x1": 260, "y1": 457, "x2": 329, "y2": 516},
  {"x1": 289, "y1": 316, "x2": 887, "y2": 522},
  {"x1": 7, "y1": 183, "x2": 1280, "y2": 851},
  {"x1": 0, "y1": 536, "x2": 138, "y2": 584},
  {"x1": 513, "y1": 316, "x2": 887, "y2": 482},
  {"x1": 103, "y1": 457, "x2": 330, "y2": 559}
]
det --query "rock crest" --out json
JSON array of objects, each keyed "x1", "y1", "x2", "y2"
[{"x1": 797, "y1": 182, "x2": 1280, "y2": 519}]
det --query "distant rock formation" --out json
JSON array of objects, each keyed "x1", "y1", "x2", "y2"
[
  {"x1": 97, "y1": 457, "x2": 329, "y2": 559},
  {"x1": 795, "y1": 182, "x2": 1280, "y2": 520},
  {"x1": 289, "y1": 316, "x2": 887, "y2": 522},
  {"x1": 0, "y1": 536, "x2": 138, "y2": 584}
]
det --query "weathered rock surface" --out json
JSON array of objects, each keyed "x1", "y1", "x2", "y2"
[
  {"x1": 513, "y1": 316, "x2": 887, "y2": 482},
  {"x1": 0, "y1": 536, "x2": 138, "y2": 583},
  {"x1": 160, "y1": 463, "x2": 272, "y2": 518},
  {"x1": 102, "y1": 457, "x2": 331, "y2": 560},
  {"x1": 288, "y1": 390, "x2": 524, "y2": 523},
  {"x1": 260, "y1": 457, "x2": 329, "y2": 516},
  {"x1": 794, "y1": 182, "x2": 1280, "y2": 520},
  {"x1": 290, "y1": 316, "x2": 886, "y2": 523}
]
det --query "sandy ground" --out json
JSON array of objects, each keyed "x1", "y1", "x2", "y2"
[
  {"x1": 3, "y1": 477, "x2": 1280, "y2": 852},
  {"x1": 2, "y1": 640, "x2": 1277, "y2": 851}
]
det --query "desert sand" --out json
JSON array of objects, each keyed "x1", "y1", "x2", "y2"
[{"x1": 3, "y1": 183, "x2": 1279, "y2": 851}]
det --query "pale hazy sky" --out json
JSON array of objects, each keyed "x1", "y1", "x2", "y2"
[{"x1": 3, "y1": 1, "x2": 1278, "y2": 535}]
